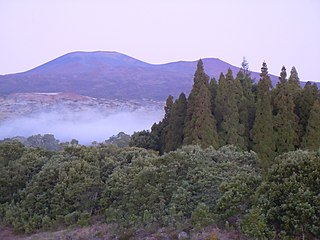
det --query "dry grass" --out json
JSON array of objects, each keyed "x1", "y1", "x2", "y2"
[{"x1": 0, "y1": 223, "x2": 248, "y2": 240}]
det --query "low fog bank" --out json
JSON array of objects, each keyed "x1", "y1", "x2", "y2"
[{"x1": 0, "y1": 108, "x2": 164, "y2": 144}]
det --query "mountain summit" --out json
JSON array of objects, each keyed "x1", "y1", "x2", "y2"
[{"x1": 0, "y1": 51, "x2": 296, "y2": 100}]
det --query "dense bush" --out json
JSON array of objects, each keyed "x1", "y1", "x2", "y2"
[
  {"x1": 100, "y1": 145, "x2": 259, "y2": 228},
  {"x1": 241, "y1": 150, "x2": 320, "y2": 239},
  {"x1": 0, "y1": 140, "x2": 319, "y2": 238}
]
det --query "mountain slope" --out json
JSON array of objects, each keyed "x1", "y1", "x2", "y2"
[{"x1": 0, "y1": 51, "x2": 315, "y2": 100}]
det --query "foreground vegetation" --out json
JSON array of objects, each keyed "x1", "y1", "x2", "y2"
[{"x1": 0, "y1": 140, "x2": 319, "y2": 239}]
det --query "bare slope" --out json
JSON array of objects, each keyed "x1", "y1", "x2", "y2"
[{"x1": 0, "y1": 51, "x2": 307, "y2": 100}]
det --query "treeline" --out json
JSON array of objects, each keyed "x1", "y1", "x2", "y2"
[
  {"x1": 1, "y1": 132, "x2": 131, "y2": 150},
  {"x1": 0, "y1": 141, "x2": 319, "y2": 239},
  {"x1": 131, "y1": 60, "x2": 320, "y2": 166}
]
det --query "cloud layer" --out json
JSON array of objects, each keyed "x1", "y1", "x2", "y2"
[{"x1": 0, "y1": 108, "x2": 163, "y2": 144}]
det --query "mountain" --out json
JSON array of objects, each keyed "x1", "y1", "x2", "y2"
[{"x1": 0, "y1": 51, "x2": 317, "y2": 101}]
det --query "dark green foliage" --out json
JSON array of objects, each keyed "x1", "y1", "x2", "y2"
[
  {"x1": 129, "y1": 130, "x2": 158, "y2": 150},
  {"x1": 0, "y1": 140, "x2": 25, "y2": 166},
  {"x1": 214, "y1": 73, "x2": 226, "y2": 133},
  {"x1": 215, "y1": 69, "x2": 245, "y2": 148},
  {"x1": 183, "y1": 60, "x2": 219, "y2": 148},
  {"x1": 2, "y1": 134, "x2": 62, "y2": 151},
  {"x1": 159, "y1": 95, "x2": 174, "y2": 153},
  {"x1": 235, "y1": 70, "x2": 256, "y2": 150},
  {"x1": 215, "y1": 172, "x2": 262, "y2": 228},
  {"x1": 191, "y1": 203, "x2": 213, "y2": 230},
  {"x1": 26, "y1": 134, "x2": 61, "y2": 151},
  {"x1": 295, "y1": 82, "x2": 319, "y2": 141},
  {"x1": 144, "y1": 95, "x2": 174, "y2": 154},
  {"x1": 0, "y1": 143, "x2": 49, "y2": 204},
  {"x1": 252, "y1": 62, "x2": 275, "y2": 169},
  {"x1": 288, "y1": 66, "x2": 302, "y2": 95},
  {"x1": 164, "y1": 93, "x2": 187, "y2": 152},
  {"x1": 2, "y1": 145, "x2": 154, "y2": 233},
  {"x1": 302, "y1": 99, "x2": 320, "y2": 150},
  {"x1": 1, "y1": 139, "x2": 318, "y2": 237},
  {"x1": 100, "y1": 145, "x2": 259, "y2": 228},
  {"x1": 240, "y1": 208, "x2": 271, "y2": 239},
  {"x1": 4, "y1": 152, "x2": 104, "y2": 232},
  {"x1": 246, "y1": 150, "x2": 320, "y2": 239},
  {"x1": 104, "y1": 132, "x2": 131, "y2": 148},
  {"x1": 209, "y1": 77, "x2": 218, "y2": 115},
  {"x1": 272, "y1": 66, "x2": 299, "y2": 154}
]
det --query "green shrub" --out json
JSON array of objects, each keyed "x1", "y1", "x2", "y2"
[{"x1": 191, "y1": 203, "x2": 213, "y2": 230}]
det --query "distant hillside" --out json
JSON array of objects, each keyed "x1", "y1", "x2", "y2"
[{"x1": 0, "y1": 51, "x2": 317, "y2": 100}]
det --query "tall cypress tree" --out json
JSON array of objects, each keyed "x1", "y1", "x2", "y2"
[
  {"x1": 164, "y1": 92, "x2": 187, "y2": 152},
  {"x1": 151, "y1": 95, "x2": 174, "y2": 154},
  {"x1": 183, "y1": 60, "x2": 219, "y2": 148},
  {"x1": 295, "y1": 82, "x2": 319, "y2": 143},
  {"x1": 288, "y1": 66, "x2": 302, "y2": 94},
  {"x1": 215, "y1": 68, "x2": 245, "y2": 147},
  {"x1": 288, "y1": 66, "x2": 302, "y2": 118},
  {"x1": 209, "y1": 77, "x2": 218, "y2": 115},
  {"x1": 215, "y1": 73, "x2": 226, "y2": 135},
  {"x1": 302, "y1": 99, "x2": 320, "y2": 150},
  {"x1": 235, "y1": 69, "x2": 255, "y2": 150},
  {"x1": 272, "y1": 66, "x2": 299, "y2": 154},
  {"x1": 252, "y1": 62, "x2": 275, "y2": 169}
]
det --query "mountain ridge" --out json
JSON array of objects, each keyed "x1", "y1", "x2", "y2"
[{"x1": 0, "y1": 51, "x2": 318, "y2": 101}]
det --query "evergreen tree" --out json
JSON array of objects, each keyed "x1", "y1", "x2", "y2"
[
  {"x1": 183, "y1": 60, "x2": 219, "y2": 148},
  {"x1": 272, "y1": 66, "x2": 299, "y2": 154},
  {"x1": 288, "y1": 66, "x2": 302, "y2": 94},
  {"x1": 150, "y1": 95, "x2": 174, "y2": 154},
  {"x1": 235, "y1": 69, "x2": 255, "y2": 150},
  {"x1": 164, "y1": 92, "x2": 187, "y2": 152},
  {"x1": 302, "y1": 99, "x2": 320, "y2": 150},
  {"x1": 160, "y1": 95, "x2": 174, "y2": 153},
  {"x1": 215, "y1": 68, "x2": 245, "y2": 147},
  {"x1": 288, "y1": 66, "x2": 302, "y2": 118},
  {"x1": 252, "y1": 62, "x2": 275, "y2": 169},
  {"x1": 295, "y1": 82, "x2": 319, "y2": 143},
  {"x1": 209, "y1": 77, "x2": 218, "y2": 115},
  {"x1": 240, "y1": 57, "x2": 250, "y2": 79},
  {"x1": 214, "y1": 73, "x2": 226, "y2": 134}
]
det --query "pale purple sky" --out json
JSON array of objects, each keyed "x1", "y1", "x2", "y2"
[{"x1": 0, "y1": 0, "x2": 320, "y2": 81}]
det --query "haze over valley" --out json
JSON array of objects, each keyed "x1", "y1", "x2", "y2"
[{"x1": 0, "y1": 92, "x2": 163, "y2": 144}]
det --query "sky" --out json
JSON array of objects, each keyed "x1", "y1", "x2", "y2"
[{"x1": 0, "y1": 0, "x2": 320, "y2": 81}]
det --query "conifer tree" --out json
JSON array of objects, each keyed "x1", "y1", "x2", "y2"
[
  {"x1": 240, "y1": 57, "x2": 250, "y2": 78},
  {"x1": 159, "y1": 95, "x2": 174, "y2": 153},
  {"x1": 183, "y1": 60, "x2": 219, "y2": 148},
  {"x1": 252, "y1": 62, "x2": 275, "y2": 169},
  {"x1": 302, "y1": 99, "x2": 320, "y2": 150},
  {"x1": 215, "y1": 69, "x2": 245, "y2": 147},
  {"x1": 272, "y1": 66, "x2": 299, "y2": 154},
  {"x1": 209, "y1": 77, "x2": 218, "y2": 115},
  {"x1": 288, "y1": 66, "x2": 302, "y2": 115},
  {"x1": 235, "y1": 69, "x2": 255, "y2": 150},
  {"x1": 150, "y1": 95, "x2": 174, "y2": 154},
  {"x1": 215, "y1": 73, "x2": 226, "y2": 134},
  {"x1": 295, "y1": 82, "x2": 319, "y2": 143},
  {"x1": 288, "y1": 66, "x2": 302, "y2": 94},
  {"x1": 164, "y1": 93, "x2": 187, "y2": 152}
]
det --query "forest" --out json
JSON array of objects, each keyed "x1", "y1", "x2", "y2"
[{"x1": 0, "y1": 60, "x2": 320, "y2": 239}]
